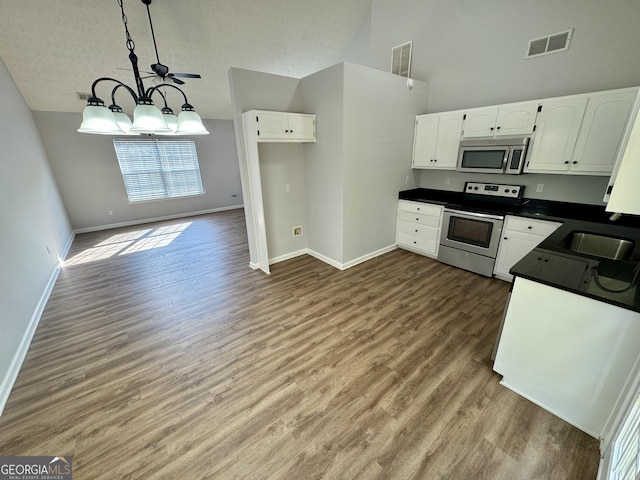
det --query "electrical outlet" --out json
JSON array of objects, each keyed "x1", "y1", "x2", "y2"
[
  {"x1": 292, "y1": 226, "x2": 303, "y2": 237},
  {"x1": 536, "y1": 184, "x2": 544, "y2": 193},
  {"x1": 405, "y1": 175, "x2": 410, "y2": 185},
  {"x1": 285, "y1": 184, "x2": 291, "y2": 193},
  {"x1": 445, "y1": 177, "x2": 451, "y2": 185},
  {"x1": 108, "y1": 209, "x2": 114, "y2": 216}
]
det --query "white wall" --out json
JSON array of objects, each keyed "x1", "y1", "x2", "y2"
[
  {"x1": 258, "y1": 143, "x2": 307, "y2": 258},
  {"x1": 228, "y1": 67, "x2": 308, "y2": 265},
  {"x1": 418, "y1": 170, "x2": 611, "y2": 205},
  {"x1": 0, "y1": 58, "x2": 72, "y2": 413},
  {"x1": 300, "y1": 64, "x2": 346, "y2": 263},
  {"x1": 368, "y1": 0, "x2": 640, "y2": 113},
  {"x1": 342, "y1": 63, "x2": 428, "y2": 262},
  {"x1": 33, "y1": 112, "x2": 243, "y2": 230}
]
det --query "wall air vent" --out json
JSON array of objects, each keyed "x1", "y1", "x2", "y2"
[
  {"x1": 526, "y1": 28, "x2": 573, "y2": 59},
  {"x1": 391, "y1": 41, "x2": 412, "y2": 77}
]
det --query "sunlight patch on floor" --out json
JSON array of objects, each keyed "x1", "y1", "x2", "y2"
[{"x1": 65, "y1": 222, "x2": 192, "y2": 266}]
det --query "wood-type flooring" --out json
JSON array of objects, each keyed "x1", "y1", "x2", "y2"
[{"x1": 0, "y1": 209, "x2": 600, "y2": 479}]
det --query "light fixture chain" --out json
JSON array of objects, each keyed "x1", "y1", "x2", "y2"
[{"x1": 118, "y1": 0, "x2": 135, "y2": 53}]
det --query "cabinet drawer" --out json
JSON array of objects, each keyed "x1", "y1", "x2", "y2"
[
  {"x1": 397, "y1": 233, "x2": 438, "y2": 255},
  {"x1": 398, "y1": 221, "x2": 440, "y2": 240},
  {"x1": 504, "y1": 216, "x2": 562, "y2": 237},
  {"x1": 398, "y1": 200, "x2": 443, "y2": 217},
  {"x1": 398, "y1": 210, "x2": 441, "y2": 228}
]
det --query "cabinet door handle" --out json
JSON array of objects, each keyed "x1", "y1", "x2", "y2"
[
  {"x1": 504, "y1": 237, "x2": 508, "y2": 240},
  {"x1": 496, "y1": 126, "x2": 501, "y2": 130},
  {"x1": 564, "y1": 161, "x2": 569, "y2": 164},
  {"x1": 572, "y1": 161, "x2": 577, "y2": 164},
  {"x1": 434, "y1": 159, "x2": 437, "y2": 162},
  {"x1": 527, "y1": 226, "x2": 532, "y2": 229},
  {"x1": 490, "y1": 127, "x2": 494, "y2": 131}
]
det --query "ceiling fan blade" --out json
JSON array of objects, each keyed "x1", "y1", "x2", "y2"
[
  {"x1": 117, "y1": 67, "x2": 155, "y2": 75},
  {"x1": 168, "y1": 76, "x2": 186, "y2": 86},
  {"x1": 170, "y1": 72, "x2": 202, "y2": 79}
]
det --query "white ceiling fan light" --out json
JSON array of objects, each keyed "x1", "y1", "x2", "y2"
[
  {"x1": 130, "y1": 101, "x2": 173, "y2": 134},
  {"x1": 175, "y1": 106, "x2": 209, "y2": 135},
  {"x1": 161, "y1": 107, "x2": 179, "y2": 134},
  {"x1": 77, "y1": 103, "x2": 124, "y2": 135}
]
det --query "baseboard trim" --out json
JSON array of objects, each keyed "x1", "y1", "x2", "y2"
[
  {"x1": 305, "y1": 244, "x2": 397, "y2": 271},
  {"x1": 306, "y1": 249, "x2": 344, "y2": 270},
  {"x1": 0, "y1": 266, "x2": 62, "y2": 416},
  {"x1": 74, "y1": 205, "x2": 244, "y2": 234},
  {"x1": 0, "y1": 230, "x2": 76, "y2": 416},
  {"x1": 269, "y1": 249, "x2": 308, "y2": 265},
  {"x1": 342, "y1": 245, "x2": 397, "y2": 270}
]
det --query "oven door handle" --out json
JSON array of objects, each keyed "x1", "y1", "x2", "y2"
[{"x1": 444, "y1": 208, "x2": 505, "y2": 221}]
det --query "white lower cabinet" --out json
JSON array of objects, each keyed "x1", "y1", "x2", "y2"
[
  {"x1": 494, "y1": 277, "x2": 640, "y2": 438},
  {"x1": 396, "y1": 200, "x2": 444, "y2": 258},
  {"x1": 493, "y1": 216, "x2": 562, "y2": 281}
]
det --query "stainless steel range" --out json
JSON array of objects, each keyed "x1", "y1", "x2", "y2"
[{"x1": 438, "y1": 182, "x2": 524, "y2": 277}]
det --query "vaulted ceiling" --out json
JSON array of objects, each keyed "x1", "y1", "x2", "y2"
[{"x1": 0, "y1": 0, "x2": 371, "y2": 119}]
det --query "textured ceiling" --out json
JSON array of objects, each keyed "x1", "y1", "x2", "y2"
[{"x1": 0, "y1": 0, "x2": 371, "y2": 119}]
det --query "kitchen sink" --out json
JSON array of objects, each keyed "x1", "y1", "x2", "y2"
[{"x1": 564, "y1": 231, "x2": 635, "y2": 260}]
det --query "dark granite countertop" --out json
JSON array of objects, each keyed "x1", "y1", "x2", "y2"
[
  {"x1": 511, "y1": 219, "x2": 640, "y2": 312},
  {"x1": 399, "y1": 187, "x2": 640, "y2": 312}
]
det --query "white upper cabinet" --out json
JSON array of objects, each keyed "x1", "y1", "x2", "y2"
[
  {"x1": 252, "y1": 111, "x2": 316, "y2": 142},
  {"x1": 570, "y1": 89, "x2": 638, "y2": 174},
  {"x1": 462, "y1": 102, "x2": 539, "y2": 138},
  {"x1": 606, "y1": 92, "x2": 640, "y2": 214},
  {"x1": 525, "y1": 96, "x2": 588, "y2": 173},
  {"x1": 412, "y1": 111, "x2": 463, "y2": 169},
  {"x1": 412, "y1": 115, "x2": 438, "y2": 168}
]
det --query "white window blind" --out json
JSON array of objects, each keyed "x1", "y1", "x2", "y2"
[
  {"x1": 610, "y1": 391, "x2": 640, "y2": 480},
  {"x1": 113, "y1": 139, "x2": 204, "y2": 202}
]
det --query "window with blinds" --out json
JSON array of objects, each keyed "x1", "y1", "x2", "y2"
[
  {"x1": 610, "y1": 391, "x2": 640, "y2": 480},
  {"x1": 113, "y1": 139, "x2": 205, "y2": 202}
]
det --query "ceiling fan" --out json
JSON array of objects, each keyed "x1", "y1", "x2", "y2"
[{"x1": 120, "y1": 0, "x2": 202, "y2": 86}]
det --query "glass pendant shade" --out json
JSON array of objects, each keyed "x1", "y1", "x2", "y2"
[
  {"x1": 78, "y1": 105, "x2": 124, "y2": 134},
  {"x1": 130, "y1": 104, "x2": 172, "y2": 134},
  {"x1": 112, "y1": 111, "x2": 134, "y2": 134},
  {"x1": 175, "y1": 110, "x2": 209, "y2": 135},
  {"x1": 162, "y1": 112, "x2": 179, "y2": 134}
]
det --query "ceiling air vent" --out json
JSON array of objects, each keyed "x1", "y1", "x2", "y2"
[
  {"x1": 391, "y1": 41, "x2": 412, "y2": 78},
  {"x1": 526, "y1": 28, "x2": 573, "y2": 59},
  {"x1": 76, "y1": 92, "x2": 93, "y2": 101}
]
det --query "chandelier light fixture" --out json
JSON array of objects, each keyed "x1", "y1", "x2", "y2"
[{"x1": 78, "y1": 0, "x2": 209, "y2": 136}]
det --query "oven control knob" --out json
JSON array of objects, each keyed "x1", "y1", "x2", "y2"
[
  {"x1": 467, "y1": 186, "x2": 472, "y2": 190},
  {"x1": 511, "y1": 189, "x2": 517, "y2": 194},
  {"x1": 504, "y1": 188, "x2": 509, "y2": 193},
  {"x1": 474, "y1": 186, "x2": 479, "y2": 190}
]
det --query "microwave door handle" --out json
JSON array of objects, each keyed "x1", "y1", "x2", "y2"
[{"x1": 502, "y1": 150, "x2": 509, "y2": 172}]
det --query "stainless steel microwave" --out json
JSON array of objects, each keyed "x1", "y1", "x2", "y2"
[{"x1": 457, "y1": 137, "x2": 529, "y2": 174}]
